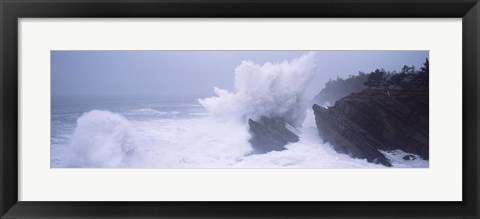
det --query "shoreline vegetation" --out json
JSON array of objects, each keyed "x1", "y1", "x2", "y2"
[
  {"x1": 248, "y1": 58, "x2": 429, "y2": 166},
  {"x1": 51, "y1": 52, "x2": 429, "y2": 168}
]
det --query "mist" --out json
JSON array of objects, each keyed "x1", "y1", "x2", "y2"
[
  {"x1": 51, "y1": 50, "x2": 429, "y2": 100},
  {"x1": 51, "y1": 50, "x2": 430, "y2": 168}
]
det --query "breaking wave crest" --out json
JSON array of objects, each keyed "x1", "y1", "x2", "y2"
[
  {"x1": 199, "y1": 52, "x2": 317, "y2": 126},
  {"x1": 52, "y1": 52, "x2": 428, "y2": 168},
  {"x1": 67, "y1": 110, "x2": 137, "y2": 167}
]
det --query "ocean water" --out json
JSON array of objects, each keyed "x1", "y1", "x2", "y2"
[
  {"x1": 50, "y1": 96, "x2": 428, "y2": 168},
  {"x1": 51, "y1": 52, "x2": 428, "y2": 168}
]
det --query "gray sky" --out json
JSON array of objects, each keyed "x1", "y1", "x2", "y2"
[{"x1": 51, "y1": 50, "x2": 428, "y2": 99}]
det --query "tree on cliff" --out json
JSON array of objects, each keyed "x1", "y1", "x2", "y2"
[
  {"x1": 388, "y1": 73, "x2": 407, "y2": 90},
  {"x1": 408, "y1": 58, "x2": 429, "y2": 89},
  {"x1": 420, "y1": 58, "x2": 429, "y2": 74},
  {"x1": 401, "y1": 65, "x2": 412, "y2": 74},
  {"x1": 313, "y1": 59, "x2": 429, "y2": 105},
  {"x1": 417, "y1": 58, "x2": 429, "y2": 87},
  {"x1": 313, "y1": 71, "x2": 369, "y2": 106},
  {"x1": 364, "y1": 69, "x2": 387, "y2": 89}
]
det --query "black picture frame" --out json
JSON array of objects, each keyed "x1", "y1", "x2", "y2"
[{"x1": 1, "y1": 0, "x2": 479, "y2": 218}]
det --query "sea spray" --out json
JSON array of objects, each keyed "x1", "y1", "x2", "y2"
[
  {"x1": 132, "y1": 117, "x2": 253, "y2": 168},
  {"x1": 199, "y1": 52, "x2": 318, "y2": 126},
  {"x1": 51, "y1": 52, "x2": 429, "y2": 168},
  {"x1": 68, "y1": 110, "x2": 137, "y2": 167},
  {"x1": 54, "y1": 107, "x2": 427, "y2": 168}
]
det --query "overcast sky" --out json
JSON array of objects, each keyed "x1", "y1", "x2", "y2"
[{"x1": 51, "y1": 50, "x2": 428, "y2": 99}]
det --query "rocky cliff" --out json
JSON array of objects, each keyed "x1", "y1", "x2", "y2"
[
  {"x1": 313, "y1": 89, "x2": 429, "y2": 166},
  {"x1": 248, "y1": 116, "x2": 299, "y2": 154}
]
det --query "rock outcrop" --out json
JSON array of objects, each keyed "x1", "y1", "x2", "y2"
[
  {"x1": 402, "y1": 155, "x2": 416, "y2": 160},
  {"x1": 248, "y1": 116, "x2": 299, "y2": 154},
  {"x1": 313, "y1": 89, "x2": 429, "y2": 166}
]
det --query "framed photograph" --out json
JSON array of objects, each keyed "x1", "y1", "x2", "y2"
[{"x1": 1, "y1": 0, "x2": 479, "y2": 218}]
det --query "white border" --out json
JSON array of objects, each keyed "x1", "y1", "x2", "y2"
[{"x1": 19, "y1": 18, "x2": 462, "y2": 201}]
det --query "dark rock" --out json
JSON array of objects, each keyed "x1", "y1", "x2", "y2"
[
  {"x1": 313, "y1": 89, "x2": 429, "y2": 167},
  {"x1": 248, "y1": 116, "x2": 299, "y2": 154},
  {"x1": 402, "y1": 155, "x2": 416, "y2": 160},
  {"x1": 313, "y1": 104, "x2": 392, "y2": 167}
]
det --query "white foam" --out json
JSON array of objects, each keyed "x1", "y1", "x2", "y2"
[
  {"x1": 54, "y1": 109, "x2": 427, "y2": 168},
  {"x1": 127, "y1": 108, "x2": 169, "y2": 116},
  {"x1": 130, "y1": 117, "x2": 253, "y2": 168},
  {"x1": 234, "y1": 127, "x2": 384, "y2": 168},
  {"x1": 381, "y1": 150, "x2": 429, "y2": 168},
  {"x1": 199, "y1": 52, "x2": 317, "y2": 126},
  {"x1": 66, "y1": 110, "x2": 138, "y2": 167},
  {"x1": 51, "y1": 51, "x2": 428, "y2": 169},
  {"x1": 301, "y1": 108, "x2": 317, "y2": 128}
]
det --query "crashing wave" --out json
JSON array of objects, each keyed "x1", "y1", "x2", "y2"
[
  {"x1": 68, "y1": 110, "x2": 137, "y2": 167},
  {"x1": 199, "y1": 52, "x2": 318, "y2": 126}
]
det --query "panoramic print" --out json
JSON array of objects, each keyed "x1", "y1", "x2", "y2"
[{"x1": 51, "y1": 51, "x2": 429, "y2": 168}]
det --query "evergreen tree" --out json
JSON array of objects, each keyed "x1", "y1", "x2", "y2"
[
  {"x1": 364, "y1": 69, "x2": 387, "y2": 89},
  {"x1": 418, "y1": 58, "x2": 429, "y2": 87}
]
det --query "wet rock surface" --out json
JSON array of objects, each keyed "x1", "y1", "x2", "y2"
[
  {"x1": 313, "y1": 89, "x2": 429, "y2": 166},
  {"x1": 248, "y1": 116, "x2": 299, "y2": 154},
  {"x1": 402, "y1": 155, "x2": 417, "y2": 160}
]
